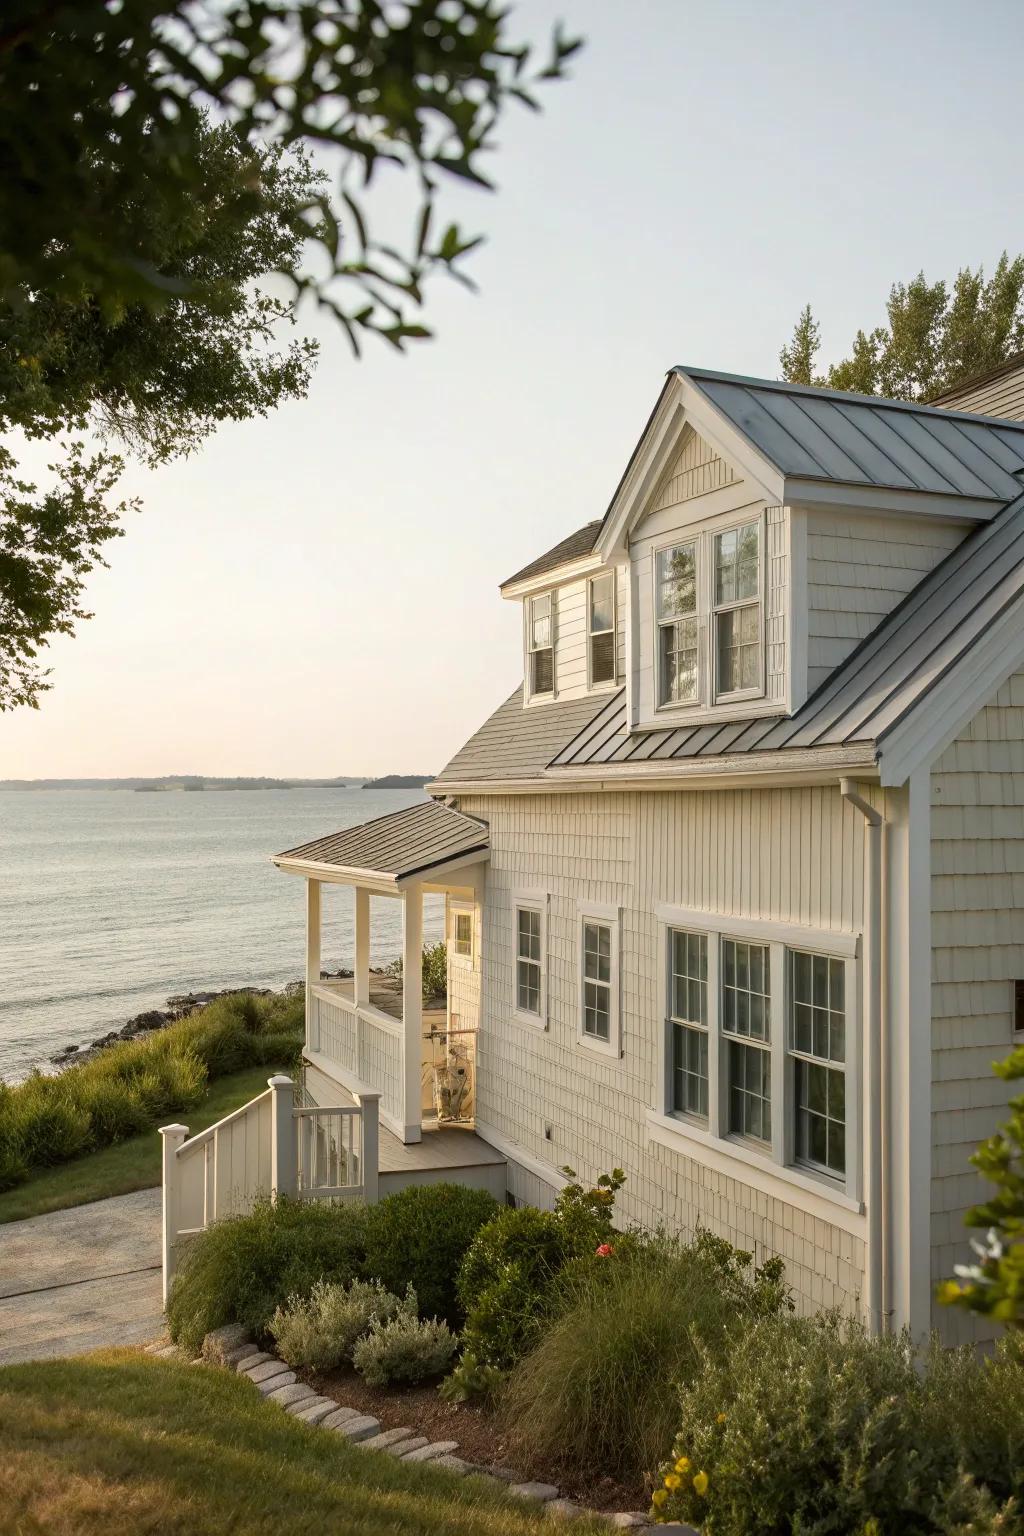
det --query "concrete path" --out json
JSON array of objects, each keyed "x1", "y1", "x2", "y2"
[{"x1": 0, "y1": 1188, "x2": 163, "y2": 1365}]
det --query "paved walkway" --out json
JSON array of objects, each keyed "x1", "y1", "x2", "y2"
[{"x1": 0, "y1": 1188, "x2": 163, "y2": 1365}]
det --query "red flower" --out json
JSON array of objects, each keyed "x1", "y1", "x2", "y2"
[{"x1": 595, "y1": 1242, "x2": 614, "y2": 1257}]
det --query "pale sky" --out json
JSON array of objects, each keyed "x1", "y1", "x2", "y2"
[{"x1": 4, "y1": 0, "x2": 1023, "y2": 780}]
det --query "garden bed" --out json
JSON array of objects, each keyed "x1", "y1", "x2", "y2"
[{"x1": 295, "y1": 1364, "x2": 645, "y2": 1512}]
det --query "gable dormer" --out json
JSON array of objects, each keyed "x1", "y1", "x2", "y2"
[{"x1": 596, "y1": 367, "x2": 1024, "y2": 732}]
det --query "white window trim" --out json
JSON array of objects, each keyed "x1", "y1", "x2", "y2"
[
  {"x1": 587, "y1": 571, "x2": 618, "y2": 692},
  {"x1": 650, "y1": 509, "x2": 768, "y2": 718},
  {"x1": 577, "y1": 899, "x2": 621, "y2": 1058},
  {"x1": 524, "y1": 589, "x2": 557, "y2": 705},
  {"x1": 512, "y1": 889, "x2": 548, "y2": 1030},
  {"x1": 654, "y1": 903, "x2": 862, "y2": 1211},
  {"x1": 449, "y1": 900, "x2": 474, "y2": 970}
]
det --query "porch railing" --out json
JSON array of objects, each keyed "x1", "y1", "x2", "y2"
[
  {"x1": 310, "y1": 986, "x2": 404, "y2": 1136},
  {"x1": 159, "y1": 1074, "x2": 379, "y2": 1304}
]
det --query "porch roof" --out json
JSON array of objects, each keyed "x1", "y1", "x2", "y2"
[{"x1": 273, "y1": 799, "x2": 489, "y2": 886}]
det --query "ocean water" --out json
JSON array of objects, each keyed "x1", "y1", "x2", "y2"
[{"x1": 0, "y1": 787, "x2": 444, "y2": 1081}]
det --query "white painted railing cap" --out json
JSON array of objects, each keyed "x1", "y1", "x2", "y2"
[
  {"x1": 353, "y1": 1089, "x2": 382, "y2": 1103},
  {"x1": 267, "y1": 1074, "x2": 295, "y2": 1087},
  {"x1": 158, "y1": 1123, "x2": 190, "y2": 1137}
]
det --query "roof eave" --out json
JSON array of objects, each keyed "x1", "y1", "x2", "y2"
[
  {"x1": 500, "y1": 550, "x2": 605, "y2": 599},
  {"x1": 272, "y1": 843, "x2": 489, "y2": 889}
]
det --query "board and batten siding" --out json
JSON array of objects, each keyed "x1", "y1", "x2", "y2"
[
  {"x1": 460, "y1": 786, "x2": 887, "y2": 1317},
  {"x1": 805, "y1": 511, "x2": 967, "y2": 693},
  {"x1": 929, "y1": 670, "x2": 1024, "y2": 1338}
]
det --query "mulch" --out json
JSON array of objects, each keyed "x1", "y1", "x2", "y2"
[{"x1": 296, "y1": 1364, "x2": 646, "y2": 1513}]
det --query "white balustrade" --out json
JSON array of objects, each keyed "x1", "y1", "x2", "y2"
[{"x1": 310, "y1": 986, "x2": 404, "y2": 1136}]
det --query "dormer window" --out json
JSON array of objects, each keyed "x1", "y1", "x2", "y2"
[
  {"x1": 657, "y1": 542, "x2": 698, "y2": 705},
  {"x1": 588, "y1": 573, "x2": 616, "y2": 686},
  {"x1": 529, "y1": 592, "x2": 555, "y2": 696},
  {"x1": 713, "y1": 521, "x2": 761, "y2": 698}
]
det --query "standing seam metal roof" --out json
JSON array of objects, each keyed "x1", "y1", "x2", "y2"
[
  {"x1": 676, "y1": 367, "x2": 1024, "y2": 501},
  {"x1": 275, "y1": 799, "x2": 488, "y2": 878}
]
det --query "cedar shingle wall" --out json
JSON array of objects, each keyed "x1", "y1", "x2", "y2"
[
  {"x1": 806, "y1": 512, "x2": 967, "y2": 693},
  {"x1": 462, "y1": 787, "x2": 877, "y2": 1316},
  {"x1": 930, "y1": 672, "x2": 1024, "y2": 1339}
]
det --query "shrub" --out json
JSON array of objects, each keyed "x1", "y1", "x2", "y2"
[
  {"x1": 269, "y1": 1278, "x2": 404, "y2": 1371},
  {"x1": 167, "y1": 1196, "x2": 368, "y2": 1353},
  {"x1": 384, "y1": 940, "x2": 448, "y2": 1001},
  {"x1": 501, "y1": 1231, "x2": 791, "y2": 1484},
  {"x1": 653, "y1": 1314, "x2": 1024, "y2": 1534},
  {"x1": 0, "y1": 990, "x2": 302, "y2": 1189},
  {"x1": 361, "y1": 1182, "x2": 497, "y2": 1327},
  {"x1": 352, "y1": 1292, "x2": 458, "y2": 1387},
  {"x1": 454, "y1": 1167, "x2": 626, "y2": 1376}
]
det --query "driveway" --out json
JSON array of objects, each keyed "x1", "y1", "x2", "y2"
[{"x1": 0, "y1": 1188, "x2": 163, "y2": 1365}]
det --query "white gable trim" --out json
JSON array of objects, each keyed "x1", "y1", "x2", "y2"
[
  {"x1": 877, "y1": 598, "x2": 1024, "y2": 786},
  {"x1": 595, "y1": 375, "x2": 783, "y2": 560}
]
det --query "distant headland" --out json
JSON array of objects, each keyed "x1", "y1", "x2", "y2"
[{"x1": 1, "y1": 774, "x2": 435, "y2": 792}]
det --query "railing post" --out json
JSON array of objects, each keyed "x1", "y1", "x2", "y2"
[
  {"x1": 159, "y1": 1122, "x2": 189, "y2": 1306},
  {"x1": 269, "y1": 1075, "x2": 297, "y2": 1202},
  {"x1": 354, "y1": 1091, "x2": 380, "y2": 1203}
]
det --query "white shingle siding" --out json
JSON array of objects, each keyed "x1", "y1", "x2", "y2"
[
  {"x1": 530, "y1": 566, "x2": 625, "y2": 703},
  {"x1": 929, "y1": 671, "x2": 1024, "y2": 1339},
  {"x1": 461, "y1": 786, "x2": 883, "y2": 1316},
  {"x1": 806, "y1": 511, "x2": 967, "y2": 693}
]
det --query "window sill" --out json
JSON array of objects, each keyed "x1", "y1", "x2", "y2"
[
  {"x1": 645, "y1": 1109, "x2": 865, "y2": 1233},
  {"x1": 576, "y1": 1032, "x2": 621, "y2": 1060},
  {"x1": 637, "y1": 697, "x2": 784, "y2": 732},
  {"x1": 511, "y1": 1008, "x2": 547, "y2": 1032}
]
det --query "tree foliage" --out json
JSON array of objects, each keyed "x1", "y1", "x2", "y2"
[
  {"x1": 941, "y1": 1041, "x2": 1024, "y2": 1326},
  {"x1": 0, "y1": 1, "x2": 580, "y2": 350},
  {"x1": 780, "y1": 253, "x2": 1024, "y2": 402}
]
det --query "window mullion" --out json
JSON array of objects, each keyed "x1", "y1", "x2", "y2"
[
  {"x1": 769, "y1": 941, "x2": 786, "y2": 1166},
  {"x1": 707, "y1": 932, "x2": 721, "y2": 1138}
]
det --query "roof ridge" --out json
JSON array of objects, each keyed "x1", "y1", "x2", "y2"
[{"x1": 674, "y1": 364, "x2": 1024, "y2": 429}]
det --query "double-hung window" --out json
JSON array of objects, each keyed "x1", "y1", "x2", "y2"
[
  {"x1": 713, "y1": 521, "x2": 761, "y2": 698},
  {"x1": 513, "y1": 893, "x2": 547, "y2": 1026},
  {"x1": 588, "y1": 572, "x2": 616, "y2": 686},
  {"x1": 528, "y1": 592, "x2": 555, "y2": 697},
  {"x1": 453, "y1": 910, "x2": 473, "y2": 961},
  {"x1": 578, "y1": 903, "x2": 620, "y2": 1055},
  {"x1": 658, "y1": 908, "x2": 858, "y2": 1204},
  {"x1": 656, "y1": 542, "x2": 698, "y2": 705},
  {"x1": 789, "y1": 950, "x2": 846, "y2": 1177}
]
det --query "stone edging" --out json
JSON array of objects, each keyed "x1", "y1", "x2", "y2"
[{"x1": 146, "y1": 1325, "x2": 699, "y2": 1533}]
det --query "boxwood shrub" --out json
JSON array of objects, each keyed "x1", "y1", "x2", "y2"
[{"x1": 361, "y1": 1182, "x2": 498, "y2": 1326}]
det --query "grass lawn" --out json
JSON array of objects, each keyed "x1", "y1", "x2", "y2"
[
  {"x1": 0, "y1": 1064, "x2": 285, "y2": 1225},
  {"x1": 0, "y1": 1351, "x2": 604, "y2": 1535}
]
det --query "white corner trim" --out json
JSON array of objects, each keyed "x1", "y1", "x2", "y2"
[
  {"x1": 646, "y1": 1110, "x2": 866, "y2": 1235},
  {"x1": 473, "y1": 1121, "x2": 568, "y2": 1192},
  {"x1": 653, "y1": 902, "x2": 861, "y2": 956}
]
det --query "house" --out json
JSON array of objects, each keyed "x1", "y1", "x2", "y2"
[{"x1": 272, "y1": 362, "x2": 1024, "y2": 1346}]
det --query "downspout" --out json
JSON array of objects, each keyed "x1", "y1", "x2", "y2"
[{"x1": 841, "y1": 779, "x2": 888, "y2": 1336}]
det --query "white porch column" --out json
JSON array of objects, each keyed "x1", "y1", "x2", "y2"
[
  {"x1": 354, "y1": 887, "x2": 371, "y2": 1007},
  {"x1": 401, "y1": 883, "x2": 423, "y2": 1144},
  {"x1": 305, "y1": 878, "x2": 321, "y2": 1050}
]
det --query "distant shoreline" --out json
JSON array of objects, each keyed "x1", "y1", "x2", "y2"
[{"x1": 1, "y1": 775, "x2": 434, "y2": 792}]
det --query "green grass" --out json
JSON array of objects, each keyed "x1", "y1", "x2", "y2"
[
  {"x1": 0, "y1": 1351, "x2": 605, "y2": 1535},
  {"x1": 0, "y1": 1065, "x2": 282, "y2": 1224}
]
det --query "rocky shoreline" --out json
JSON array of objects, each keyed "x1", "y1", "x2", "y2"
[{"x1": 48, "y1": 969, "x2": 356, "y2": 1070}]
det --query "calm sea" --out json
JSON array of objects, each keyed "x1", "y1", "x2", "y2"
[{"x1": 0, "y1": 787, "x2": 444, "y2": 1082}]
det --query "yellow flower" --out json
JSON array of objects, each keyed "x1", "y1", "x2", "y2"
[
  {"x1": 716, "y1": 1412, "x2": 727, "y2": 1424},
  {"x1": 664, "y1": 1474, "x2": 681, "y2": 1490},
  {"x1": 651, "y1": 1489, "x2": 668, "y2": 1508},
  {"x1": 937, "y1": 1280, "x2": 962, "y2": 1305},
  {"x1": 674, "y1": 1456, "x2": 691, "y2": 1473},
  {"x1": 693, "y1": 1470, "x2": 710, "y2": 1497}
]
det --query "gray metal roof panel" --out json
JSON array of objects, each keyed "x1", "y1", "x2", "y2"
[{"x1": 276, "y1": 799, "x2": 488, "y2": 878}]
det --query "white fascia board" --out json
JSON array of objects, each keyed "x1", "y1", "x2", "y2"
[
  {"x1": 877, "y1": 599, "x2": 1024, "y2": 786},
  {"x1": 500, "y1": 553, "x2": 605, "y2": 601},
  {"x1": 271, "y1": 856, "x2": 400, "y2": 893},
  {"x1": 786, "y1": 480, "x2": 998, "y2": 523},
  {"x1": 595, "y1": 374, "x2": 784, "y2": 561}
]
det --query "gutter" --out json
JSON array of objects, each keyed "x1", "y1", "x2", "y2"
[{"x1": 840, "y1": 778, "x2": 889, "y2": 1337}]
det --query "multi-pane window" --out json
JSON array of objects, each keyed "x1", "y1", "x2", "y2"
[
  {"x1": 713, "y1": 522, "x2": 761, "y2": 696},
  {"x1": 529, "y1": 592, "x2": 554, "y2": 696},
  {"x1": 790, "y1": 950, "x2": 846, "y2": 1177},
  {"x1": 582, "y1": 921, "x2": 612, "y2": 1042},
  {"x1": 722, "y1": 938, "x2": 771, "y2": 1143},
  {"x1": 516, "y1": 907, "x2": 542, "y2": 1015},
  {"x1": 669, "y1": 929, "x2": 708, "y2": 1119},
  {"x1": 588, "y1": 573, "x2": 616, "y2": 686},
  {"x1": 656, "y1": 543, "x2": 698, "y2": 704},
  {"x1": 453, "y1": 911, "x2": 472, "y2": 959}
]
